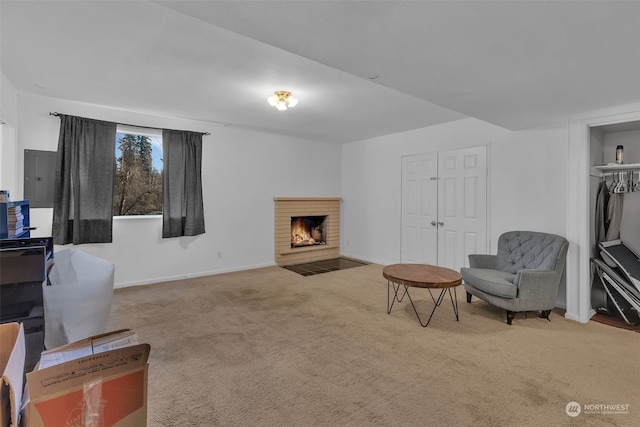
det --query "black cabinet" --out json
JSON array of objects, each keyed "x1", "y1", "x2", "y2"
[
  {"x1": 0, "y1": 282, "x2": 44, "y2": 370},
  {"x1": 0, "y1": 237, "x2": 53, "y2": 372}
]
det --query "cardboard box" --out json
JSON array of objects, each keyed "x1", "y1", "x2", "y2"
[
  {"x1": 1, "y1": 323, "x2": 25, "y2": 427},
  {"x1": 23, "y1": 329, "x2": 150, "y2": 427}
]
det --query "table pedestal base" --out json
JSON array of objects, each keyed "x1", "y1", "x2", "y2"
[{"x1": 387, "y1": 281, "x2": 459, "y2": 327}]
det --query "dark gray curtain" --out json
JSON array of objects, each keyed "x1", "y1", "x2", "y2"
[
  {"x1": 162, "y1": 129, "x2": 205, "y2": 238},
  {"x1": 52, "y1": 115, "x2": 116, "y2": 244}
]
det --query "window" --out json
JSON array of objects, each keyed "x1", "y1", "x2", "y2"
[{"x1": 113, "y1": 125, "x2": 163, "y2": 216}]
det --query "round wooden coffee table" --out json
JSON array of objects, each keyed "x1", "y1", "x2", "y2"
[{"x1": 383, "y1": 263, "x2": 462, "y2": 327}]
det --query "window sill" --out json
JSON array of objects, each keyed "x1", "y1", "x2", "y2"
[{"x1": 113, "y1": 215, "x2": 162, "y2": 222}]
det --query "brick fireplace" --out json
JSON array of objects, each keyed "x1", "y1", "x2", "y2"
[{"x1": 274, "y1": 198, "x2": 341, "y2": 266}]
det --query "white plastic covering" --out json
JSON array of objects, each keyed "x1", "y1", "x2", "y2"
[{"x1": 43, "y1": 249, "x2": 114, "y2": 349}]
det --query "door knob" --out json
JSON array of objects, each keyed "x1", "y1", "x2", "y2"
[
  {"x1": 431, "y1": 221, "x2": 437, "y2": 227},
  {"x1": 438, "y1": 222, "x2": 444, "y2": 226}
]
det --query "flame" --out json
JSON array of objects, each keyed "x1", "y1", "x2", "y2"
[
  {"x1": 291, "y1": 218, "x2": 313, "y2": 245},
  {"x1": 291, "y1": 217, "x2": 324, "y2": 247}
]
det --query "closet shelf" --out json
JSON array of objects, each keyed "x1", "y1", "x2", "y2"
[{"x1": 592, "y1": 163, "x2": 640, "y2": 176}]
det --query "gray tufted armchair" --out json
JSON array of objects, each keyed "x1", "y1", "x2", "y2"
[{"x1": 461, "y1": 231, "x2": 569, "y2": 325}]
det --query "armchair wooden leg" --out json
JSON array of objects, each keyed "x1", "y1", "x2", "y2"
[
  {"x1": 506, "y1": 310, "x2": 515, "y2": 325},
  {"x1": 466, "y1": 292, "x2": 472, "y2": 303},
  {"x1": 538, "y1": 310, "x2": 551, "y2": 321}
]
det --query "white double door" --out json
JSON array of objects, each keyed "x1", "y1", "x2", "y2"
[{"x1": 401, "y1": 146, "x2": 487, "y2": 270}]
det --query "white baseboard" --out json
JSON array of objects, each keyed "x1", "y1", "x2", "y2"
[
  {"x1": 339, "y1": 252, "x2": 389, "y2": 266},
  {"x1": 114, "y1": 261, "x2": 276, "y2": 289}
]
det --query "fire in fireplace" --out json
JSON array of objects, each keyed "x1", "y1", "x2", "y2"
[{"x1": 291, "y1": 216, "x2": 327, "y2": 248}]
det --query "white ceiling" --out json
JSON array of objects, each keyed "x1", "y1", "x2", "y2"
[{"x1": 2, "y1": 1, "x2": 639, "y2": 143}]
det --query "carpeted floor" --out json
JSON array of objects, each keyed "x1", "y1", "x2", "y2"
[{"x1": 107, "y1": 264, "x2": 639, "y2": 426}]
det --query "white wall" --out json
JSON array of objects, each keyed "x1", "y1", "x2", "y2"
[
  {"x1": 341, "y1": 117, "x2": 569, "y2": 303},
  {"x1": 340, "y1": 118, "x2": 505, "y2": 265},
  {"x1": 0, "y1": 72, "x2": 18, "y2": 126},
  {"x1": 1, "y1": 72, "x2": 19, "y2": 194},
  {"x1": 489, "y1": 123, "x2": 569, "y2": 240},
  {"x1": 14, "y1": 93, "x2": 342, "y2": 287}
]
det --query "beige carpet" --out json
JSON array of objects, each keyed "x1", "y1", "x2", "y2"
[{"x1": 107, "y1": 264, "x2": 639, "y2": 426}]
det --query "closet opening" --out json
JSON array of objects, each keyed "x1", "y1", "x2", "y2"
[{"x1": 589, "y1": 121, "x2": 640, "y2": 331}]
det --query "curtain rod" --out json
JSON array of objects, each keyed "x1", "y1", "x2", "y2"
[{"x1": 49, "y1": 112, "x2": 211, "y2": 136}]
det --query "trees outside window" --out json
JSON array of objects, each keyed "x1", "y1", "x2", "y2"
[{"x1": 113, "y1": 131, "x2": 163, "y2": 216}]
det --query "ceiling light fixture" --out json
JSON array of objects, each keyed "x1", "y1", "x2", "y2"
[{"x1": 267, "y1": 91, "x2": 299, "y2": 111}]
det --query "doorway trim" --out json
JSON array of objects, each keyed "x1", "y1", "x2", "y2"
[{"x1": 566, "y1": 102, "x2": 640, "y2": 323}]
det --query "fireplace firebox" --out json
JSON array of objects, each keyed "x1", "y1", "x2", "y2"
[{"x1": 291, "y1": 216, "x2": 327, "y2": 248}]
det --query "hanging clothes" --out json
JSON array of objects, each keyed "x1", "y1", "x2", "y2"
[
  {"x1": 605, "y1": 192, "x2": 624, "y2": 241},
  {"x1": 595, "y1": 180, "x2": 610, "y2": 244}
]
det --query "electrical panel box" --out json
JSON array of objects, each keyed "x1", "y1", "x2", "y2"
[{"x1": 24, "y1": 149, "x2": 56, "y2": 208}]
